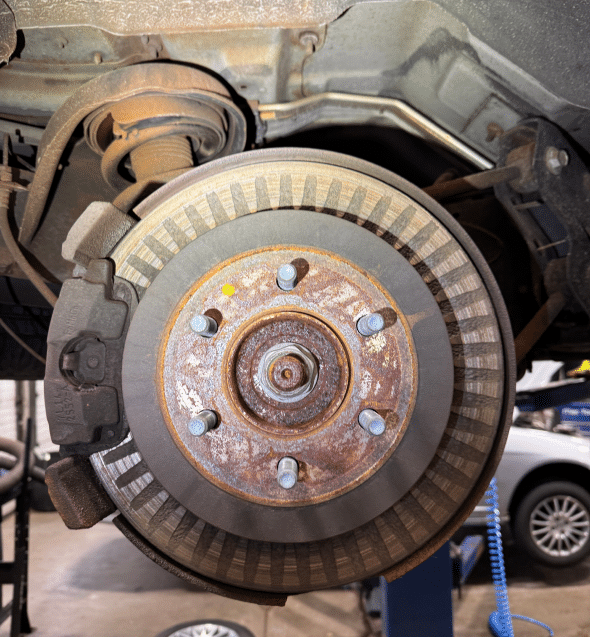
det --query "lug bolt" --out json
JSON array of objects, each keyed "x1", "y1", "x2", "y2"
[
  {"x1": 190, "y1": 314, "x2": 218, "y2": 337},
  {"x1": 358, "y1": 409, "x2": 386, "y2": 436},
  {"x1": 357, "y1": 312, "x2": 385, "y2": 337},
  {"x1": 188, "y1": 410, "x2": 217, "y2": 436},
  {"x1": 277, "y1": 457, "x2": 299, "y2": 489},
  {"x1": 277, "y1": 263, "x2": 297, "y2": 291}
]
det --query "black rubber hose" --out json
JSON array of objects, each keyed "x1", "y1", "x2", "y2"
[
  {"x1": 0, "y1": 453, "x2": 45, "y2": 483},
  {"x1": 0, "y1": 436, "x2": 26, "y2": 493},
  {"x1": 0, "y1": 436, "x2": 45, "y2": 492},
  {"x1": 0, "y1": 135, "x2": 57, "y2": 307}
]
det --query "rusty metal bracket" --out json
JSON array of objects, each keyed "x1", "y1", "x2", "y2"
[
  {"x1": 495, "y1": 119, "x2": 590, "y2": 318},
  {"x1": 423, "y1": 165, "x2": 520, "y2": 201},
  {"x1": 514, "y1": 292, "x2": 566, "y2": 364}
]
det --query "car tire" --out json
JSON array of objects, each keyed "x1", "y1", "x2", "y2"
[
  {"x1": 514, "y1": 481, "x2": 590, "y2": 567},
  {"x1": 154, "y1": 620, "x2": 255, "y2": 637}
]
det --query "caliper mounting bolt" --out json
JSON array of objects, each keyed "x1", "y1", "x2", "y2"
[
  {"x1": 277, "y1": 457, "x2": 299, "y2": 489},
  {"x1": 277, "y1": 263, "x2": 298, "y2": 291},
  {"x1": 190, "y1": 314, "x2": 218, "y2": 337},
  {"x1": 188, "y1": 410, "x2": 218, "y2": 436},
  {"x1": 357, "y1": 312, "x2": 385, "y2": 337},
  {"x1": 358, "y1": 409, "x2": 386, "y2": 436},
  {"x1": 545, "y1": 146, "x2": 569, "y2": 175}
]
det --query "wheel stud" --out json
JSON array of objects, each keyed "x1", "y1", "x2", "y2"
[
  {"x1": 358, "y1": 409, "x2": 386, "y2": 436},
  {"x1": 188, "y1": 410, "x2": 217, "y2": 436},
  {"x1": 190, "y1": 313, "x2": 218, "y2": 337},
  {"x1": 357, "y1": 312, "x2": 385, "y2": 337},
  {"x1": 277, "y1": 457, "x2": 299, "y2": 489},
  {"x1": 277, "y1": 263, "x2": 297, "y2": 291}
]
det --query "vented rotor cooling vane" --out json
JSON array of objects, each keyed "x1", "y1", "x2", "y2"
[{"x1": 50, "y1": 149, "x2": 514, "y2": 597}]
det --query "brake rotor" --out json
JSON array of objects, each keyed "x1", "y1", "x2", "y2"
[{"x1": 90, "y1": 148, "x2": 514, "y2": 593}]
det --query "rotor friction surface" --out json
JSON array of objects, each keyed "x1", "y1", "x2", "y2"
[{"x1": 91, "y1": 149, "x2": 510, "y2": 593}]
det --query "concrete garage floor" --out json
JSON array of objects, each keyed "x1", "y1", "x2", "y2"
[
  {"x1": 0, "y1": 511, "x2": 589, "y2": 637},
  {"x1": 0, "y1": 512, "x2": 367, "y2": 637},
  {"x1": 453, "y1": 530, "x2": 590, "y2": 637}
]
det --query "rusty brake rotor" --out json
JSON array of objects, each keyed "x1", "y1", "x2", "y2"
[{"x1": 89, "y1": 148, "x2": 514, "y2": 594}]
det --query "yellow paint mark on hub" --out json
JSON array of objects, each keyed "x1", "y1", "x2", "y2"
[{"x1": 222, "y1": 284, "x2": 235, "y2": 297}]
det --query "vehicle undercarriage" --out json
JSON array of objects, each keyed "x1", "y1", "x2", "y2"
[{"x1": 0, "y1": 0, "x2": 588, "y2": 605}]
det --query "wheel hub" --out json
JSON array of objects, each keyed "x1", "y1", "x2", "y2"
[{"x1": 232, "y1": 313, "x2": 345, "y2": 426}]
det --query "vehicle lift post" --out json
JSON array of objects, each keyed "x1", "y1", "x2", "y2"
[{"x1": 380, "y1": 542, "x2": 453, "y2": 637}]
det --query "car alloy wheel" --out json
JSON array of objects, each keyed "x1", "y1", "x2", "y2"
[
  {"x1": 155, "y1": 620, "x2": 255, "y2": 637},
  {"x1": 530, "y1": 495, "x2": 590, "y2": 558},
  {"x1": 515, "y1": 481, "x2": 590, "y2": 567}
]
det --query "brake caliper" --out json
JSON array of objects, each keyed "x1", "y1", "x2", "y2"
[{"x1": 44, "y1": 259, "x2": 136, "y2": 455}]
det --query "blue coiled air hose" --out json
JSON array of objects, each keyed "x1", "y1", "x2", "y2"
[{"x1": 486, "y1": 477, "x2": 554, "y2": 637}]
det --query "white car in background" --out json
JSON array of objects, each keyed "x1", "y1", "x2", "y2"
[{"x1": 465, "y1": 363, "x2": 590, "y2": 567}]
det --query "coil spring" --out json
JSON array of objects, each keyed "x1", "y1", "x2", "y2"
[{"x1": 486, "y1": 477, "x2": 554, "y2": 637}]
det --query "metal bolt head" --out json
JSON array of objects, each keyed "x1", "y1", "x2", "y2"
[
  {"x1": 277, "y1": 457, "x2": 299, "y2": 489},
  {"x1": 258, "y1": 342, "x2": 318, "y2": 403},
  {"x1": 357, "y1": 312, "x2": 385, "y2": 337},
  {"x1": 277, "y1": 263, "x2": 297, "y2": 291},
  {"x1": 299, "y1": 31, "x2": 320, "y2": 49},
  {"x1": 188, "y1": 410, "x2": 217, "y2": 436},
  {"x1": 190, "y1": 314, "x2": 218, "y2": 337},
  {"x1": 358, "y1": 409, "x2": 386, "y2": 436},
  {"x1": 545, "y1": 146, "x2": 569, "y2": 175}
]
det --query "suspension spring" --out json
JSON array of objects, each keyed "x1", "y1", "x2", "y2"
[{"x1": 84, "y1": 92, "x2": 234, "y2": 211}]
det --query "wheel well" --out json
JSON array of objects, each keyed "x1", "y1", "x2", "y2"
[{"x1": 508, "y1": 462, "x2": 590, "y2": 526}]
